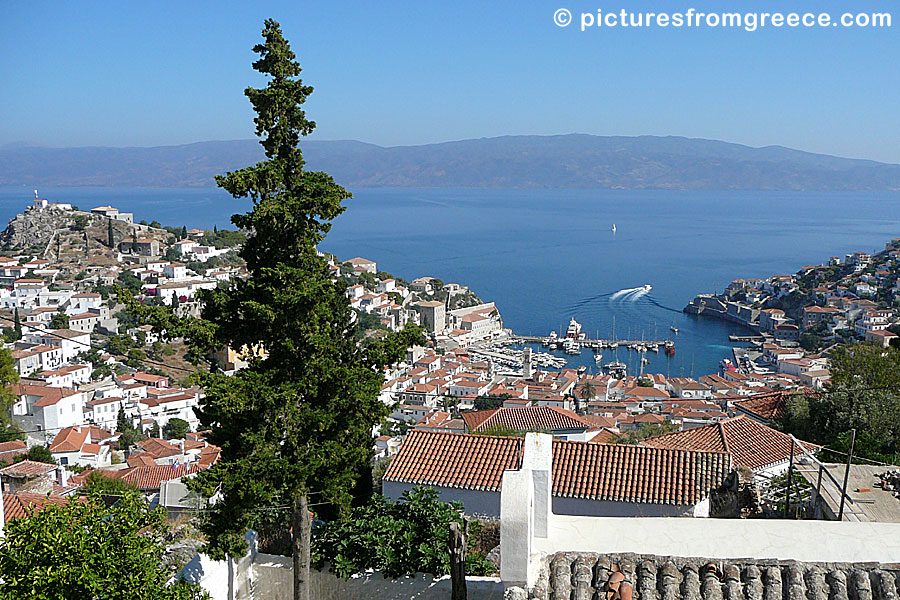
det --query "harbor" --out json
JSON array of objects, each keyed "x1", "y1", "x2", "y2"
[
  {"x1": 509, "y1": 334, "x2": 675, "y2": 353},
  {"x1": 467, "y1": 317, "x2": 677, "y2": 378}
]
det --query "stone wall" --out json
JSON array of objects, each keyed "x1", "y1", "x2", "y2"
[{"x1": 526, "y1": 553, "x2": 900, "y2": 600}]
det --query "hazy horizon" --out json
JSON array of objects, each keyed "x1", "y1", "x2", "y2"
[
  {"x1": 2, "y1": 132, "x2": 898, "y2": 166},
  {"x1": 2, "y1": 1, "x2": 898, "y2": 162}
]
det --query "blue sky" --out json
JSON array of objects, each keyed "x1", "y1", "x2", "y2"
[{"x1": 1, "y1": 0, "x2": 898, "y2": 162}]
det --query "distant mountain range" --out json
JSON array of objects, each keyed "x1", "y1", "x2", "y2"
[{"x1": 2, "y1": 135, "x2": 900, "y2": 191}]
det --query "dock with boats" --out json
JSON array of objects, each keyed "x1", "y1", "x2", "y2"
[{"x1": 510, "y1": 334, "x2": 675, "y2": 351}]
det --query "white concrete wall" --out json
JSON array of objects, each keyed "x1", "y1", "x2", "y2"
[
  {"x1": 253, "y1": 554, "x2": 504, "y2": 600},
  {"x1": 536, "y1": 515, "x2": 900, "y2": 565}
]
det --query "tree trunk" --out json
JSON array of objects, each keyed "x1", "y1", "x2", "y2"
[
  {"x1": 449, "y1": 520, "x2": 468, "y2": 600},
  {"x1": 292, "y1": 494, "x2": 311, "y2": 600}
]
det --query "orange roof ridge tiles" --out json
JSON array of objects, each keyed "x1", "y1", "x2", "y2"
[
  {"x1": 384, "y1": 430, "x2": 731, "y2": 506},
  {"x1": 49, "y1": 426, "x2": 91, "y2": 453},
  {"x1": 3, "y1": 492, "x2": 71, "y2": 523},
  {"x1": 117, "y1": 464, "x2": 205, "y2": 490},
  {"x1": 642, "y1": 415, "x2": 819, "y2": 471},
  {"x1": 462, "y1": 405, "x2": 593, "y2": 433},
  {"x1": 1, "y1": 460, "x2": 58, "y2": 477},
  {"x1": 732, "y1": 389, "x2": 812, "y2": 423},
  {"x1": 9, "y1": 383, "x2": 78, "y2": 407}
]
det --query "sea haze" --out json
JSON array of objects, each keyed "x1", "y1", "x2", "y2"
[{"x1": 1, "y1": 186, "x2": 898, "y2": 377}]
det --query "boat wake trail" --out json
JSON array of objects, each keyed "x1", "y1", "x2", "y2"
[
  {"x1": 610, "y1": 287, "x2": 642, "y2": 300},
  {"x1": 644, "y1": 296, "x2": 682, "y2": 313},
  {"x1": 563, "y1": 291, "x2": 615, "y2": 311},
  {"x1": 625, "y1": 288, "x2": 649, "y2": 302}
]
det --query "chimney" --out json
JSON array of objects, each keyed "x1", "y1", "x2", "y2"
[{"x1": 57, "y1": 465, "x2": 69, "y2": 488}]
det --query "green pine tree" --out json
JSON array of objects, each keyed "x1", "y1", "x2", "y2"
[
  {"x1": 0, "y1": 348, "x2": 22, "y2": 442},
  {"x1": 184, "y1": 20, "x2": 423, "y2": 600}
]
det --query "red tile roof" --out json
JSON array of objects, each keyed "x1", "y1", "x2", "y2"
[
  {"x1": 384, "y1": 430, "x2": 731, "y2": 506},
  {"x1": 462, "y1": 405, "x2": 592, "y2": 433},
  {"x1": 127, "y1": 452, "x2": 158, "y2": 468},
  {"x1": 9, "y1": 383, "x2": 78, "y2": 407},
  {"x1": 551, "y1": 439, "x2": 730, "y2": 505},
  {"x1": 49, "y1": 426, "x2": 91, "y2": 453},
  {"x1": 136, "y1": 438, "x2": 180, "y2": 459},
  {"x1": 580, "y1": 415, "x2": 617, "y2": 429},
  {"x1": 2, "y1": 492, "x2": 70, "y2": 523},
  {"x1": 117, "y1": 464, "x2": 203, "y2": 490},
  {"x1": 732, "y1": 390, "x2": 809, "y2": 423},
  {"x1": 1, "y1": 460, "x2": 57, "y2": 477},
  {"x1": 384, "y1": 430, "x2": 521, "y2": 492},
  {"x1": 0, "y1": 440, "x2": 27, "y2": 455},
  {"x1": 642, "y1": 415, "x2": 819, "y2": 471}
]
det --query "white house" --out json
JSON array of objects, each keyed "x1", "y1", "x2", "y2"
[
  {"x1": 32, "y1": 329, "x2": 92, "y2": 363},
  {"x1": 85, "y1": 396, "x2": 126, "y2": 432},
  {"x1": 173, "y1": 240, "x2": 199, "y2": 256},
  {"x1": 49, "y1": 425, "x2": 112, "y2": 468},
  {"x1": 153, "y1": 279, "x2": 217, "y2": 303},
  {"x1": 9, "y1": 383, "x2": 88, "y2": 445},
  {"x1": 32, "y1": 364, "x2": 92, "y2": 388},
  {"x1": 65, "y1": 293, "x2": 103, "y2": 315},
  {"x1": 164, "y1": 263, "x2": 188, "y2": 280},
  {"x1": 376, "y1": 279, "x2": 396, "y2": 293},
  {"x1": 11, "y1": 345, "x2": 64, "y2": 377}
]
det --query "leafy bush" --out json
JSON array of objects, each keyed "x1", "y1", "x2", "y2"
[
  {"x1": 12, "y1": 446, "x2": 55, "y2": 465},
  {"x1": 0, "y1": 491, "x2": 207, "y2": 599},
  {"x1": 83, "y1": 470, "x2": 139, "y2": 494},
  {"x1": 313, "y1": 487, "x2": 494, "y2": 579}
]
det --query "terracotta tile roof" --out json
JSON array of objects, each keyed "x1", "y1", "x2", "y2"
[
  {"x1": 587, "y1": 428, "x2": 620, "y2": 444},
  {"x1": 0, "y1": 440, "x2": 27, "y2": 455},
  {"x1": 197, "y1": 445, "x2": 221, "y2": 467},
  {"x1": 580, "y1": 415, "x2": 617, "y2": 429},
  {"x1": 49, "y1": 426, "x2": 91, "y2": 453},
  {"x1": 1, "y1": 460, "x2": 57, "y2": 477},
  {"x1": 384, "y1": 430, "x2": 731, "y2": 506},
  {"x1": 551, "y1": 439, "x2": 730, "y2": 505},
  {"x1": 624, "y1": 386, "x2": 671, "y2": 399},
  {"x1": 462, "y1": 406, "x2": 592, "y2": 433},
  {"x1": 127, "y1": 452, "x2": 158, "y2": 467},
  {"x1": 137, "y1": 438, "x2": 181, "y2": 459},
  {"x1": 3, "y1": 492, "x2": 70, "y2": 523},
  {"x1": 9, "y1": 383, "x2": 78, "y2": 407},
  {"x1": 384, "y1": 430, "x2": 521, "y2": 492},
  {"x1": 733, "y1": 390, "x2": 810, "y2": 423},
  {"x1": 642, "y1": 415, "x2": 819, "y2": 471},
  {"x1": 117, "y1": 464, "x2": 203, "y2": 490}
]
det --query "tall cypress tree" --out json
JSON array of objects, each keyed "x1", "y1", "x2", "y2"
[
  {"x1": 12, "y1": 308, "x2": 21, "y2": 340},
  {"x1": 186, "y1": 20, "x2": 422, "y2": 600},
  {"x1": 107, "y1": 219, "x2": 115, "y2": 248}
]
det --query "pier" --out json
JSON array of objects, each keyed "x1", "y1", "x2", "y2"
[
  {"x1": 728, "y1": 334, "x2": 767, "y2": 343},
  {"x1": 507, "y1": 335, "x2": 674, "y2": 349}
]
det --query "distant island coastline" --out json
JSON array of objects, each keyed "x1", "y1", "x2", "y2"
[{"x1": 3, "y1": 134, "x2": 900, "y2": 191}]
